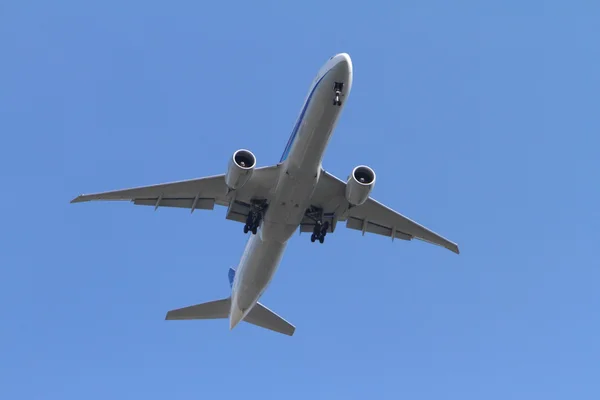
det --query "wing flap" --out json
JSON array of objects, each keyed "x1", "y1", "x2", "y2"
[
  {"x1": 133, "y1": 198, "x2": 215, "y2": 210},
  {"x1": 346, "y1": 216, "x2": 420, "y2": 241},
  {"x1": 225, "y1": 201, "x2": 252, "y2": 224}
]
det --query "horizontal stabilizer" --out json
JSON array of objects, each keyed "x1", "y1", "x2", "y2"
[
  {"x1": 245, "y1": 302, "x2": 296, "y2": 336},
  {"x1": 165, "y1": 297, "x2": 295, "y2": 336},
  {"x1": 165, "y1": 298, "x2": 231, "y2": 320}
]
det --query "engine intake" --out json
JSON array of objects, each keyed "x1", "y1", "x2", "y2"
[
  {"x1": 225, "y1": 149, "x2": 256, "y2": 190},
  {"x1": 345, "y1": 165, "x2": 376, "y2": 206}
]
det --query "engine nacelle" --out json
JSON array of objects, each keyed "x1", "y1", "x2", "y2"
[
  {"x1": 225, "y1": 149, "x2": 256, "y2": 190},
  {"x1": 345, "y1": 165, "x2": 376, "y2": 206}
]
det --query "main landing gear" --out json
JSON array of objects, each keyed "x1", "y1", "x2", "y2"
[
  {"x1": 304, "y1": 206, "x2": 331, "y2": 244},
  {"x1": 333, "y1": 82, "x2": 344, "y2": 106},
  {"x1": 310, "y1": 220, "x2": 329, "y2": 244},
  {"x1": 243, "y1": 210, "x2": 261, "y2": 235},
  {"x1": 243, "y1": 202, "x2": 267, "y2": 235}
]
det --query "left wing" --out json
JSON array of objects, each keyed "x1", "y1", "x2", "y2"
[
  {"x1": 309, "y1": 170, "x2": 460, "y2": 254},
  {"x1": 70, "y1": 165, "x2": 280, "y2": 222}
]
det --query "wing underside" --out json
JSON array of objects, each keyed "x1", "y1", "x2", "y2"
[
  {"x1": 70, "y1": 165, "x2": 281, "y2": 223},
  {"x1": 309, "y1": 170, "x2": 460, "y2": 254},
  {"x1": 71, "y1": 164, "x2": 458, "y2": 253}
]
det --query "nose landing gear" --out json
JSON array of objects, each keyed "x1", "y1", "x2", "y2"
[
  {"x1": 333, "y1": 94, "x2": 342, "y2": 106},
  {"x1": 333, "y1": 82, "x2": 344, "y2": 106}
]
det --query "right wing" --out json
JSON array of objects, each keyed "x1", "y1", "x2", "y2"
[
  {"x1": 309, "y1": 170, "x2": 460, "y2": 254},
  {"x1": 70, "y1": 165, "x2": 281, "y2": 222}
]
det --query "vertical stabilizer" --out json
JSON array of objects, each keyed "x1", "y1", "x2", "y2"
[{"x1": 228, "y1": 267, "x2": 236, "y2": 288}]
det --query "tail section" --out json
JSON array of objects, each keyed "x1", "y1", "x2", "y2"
[
  {"x1": 166, "y1": 299, "x2": 295, "y2": 336},
  {"x1": 165, "y1": 267, "x2": 295, "y2": 336},
  {"x1": 165, "y1": 299, "x2": 295, "y2": 336}
]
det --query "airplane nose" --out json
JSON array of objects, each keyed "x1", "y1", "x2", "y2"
[
  {"x1": 330, "y1": 53, "x2": 353, "y2": 96},
  {"x1": 332, "y1": 53, "x2": 352, "y2": 72},
  {"x1": 335, "y1": 52, "x2": 351, "y2": 66}
]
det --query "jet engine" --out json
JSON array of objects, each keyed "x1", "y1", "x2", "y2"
[
  {"x1": 345, "y1": 165, "x2": 376, "y2": 206},
  {"x1": 225, "y1": 149, "x2": 257, "y2": 190}
]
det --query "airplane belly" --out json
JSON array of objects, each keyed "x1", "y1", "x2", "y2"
[
  {"x1": 235, "y1": 235, "x2": 286, "y2": 313},
  {"x1": 263, "y1": 173, "x2": 317, "y2": 242}
]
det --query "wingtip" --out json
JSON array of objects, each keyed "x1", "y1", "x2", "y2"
[
  {"x1": 70, "y1": 194, "x2": 95, "y2": 204},
  {"x1": 443, "y1": 242, "x2": 460, "y2": 254},
  {"x1": 165, "y1": 310, "x2": 177, "y2": 320}
]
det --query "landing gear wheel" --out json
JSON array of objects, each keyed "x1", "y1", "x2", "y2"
[
  {"x1": 310, "y1": 234, "x2": 316, "y2": 242},
  {"x1": 244, "y1": 207, "x2": 265, "y2": 235},
  {"x1": 333, "y1": 82, "x2": 344, "y2": 107},
  {"x1": 319, "y1": 236, "x2": 325, "y2": 244}
]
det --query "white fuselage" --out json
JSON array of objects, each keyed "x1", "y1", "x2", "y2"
[{"x1": 229, "y1": 53, "x2": 353, "y2": 329}]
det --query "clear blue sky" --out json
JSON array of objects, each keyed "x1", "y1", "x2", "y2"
[{"x1": 1, "y1": 1, "x2": 599, "y2": 399}]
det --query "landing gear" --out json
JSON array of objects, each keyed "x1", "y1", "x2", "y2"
[
  {"x1": 244, "y1": 202, "x2": 266, "y2": 235},
  {"x1": 304, "y1": 206, "x2": 332, "y2": 244},
  {"x1": 244, "y1": 210, "x2": 261, "y2": 235},
  {"x1": 311, "y1": 220, "x2": 329, "y2": 244},
  {"x1": 333, "y1": 82, "x2": 344, "y2": 106}
]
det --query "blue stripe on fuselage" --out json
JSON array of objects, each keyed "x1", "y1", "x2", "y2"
[{"x1": 279, "y1": 72, "x2": 330, "y2": 163}]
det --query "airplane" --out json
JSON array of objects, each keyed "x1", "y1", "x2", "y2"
[{"x1": 70, "y1": 53, "x2": 459, "y2": 337}]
